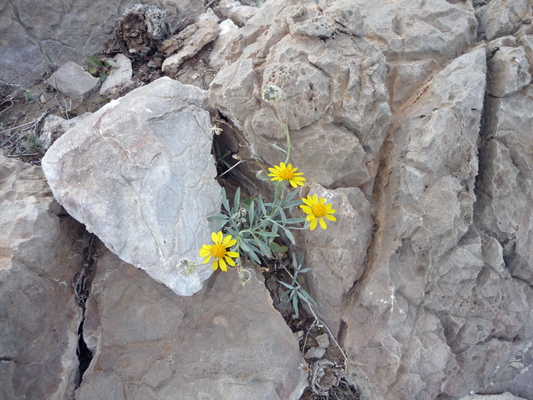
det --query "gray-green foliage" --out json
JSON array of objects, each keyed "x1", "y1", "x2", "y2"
[
  {"x1": 85, "y1": 56, "x2": 120, "y2": 82},
  {"x1": 208, "y1": 186, "x2": 305, "y2": 265},
  {"x1": 279, "y1": 252, "x2": 316, "y2": 318}
]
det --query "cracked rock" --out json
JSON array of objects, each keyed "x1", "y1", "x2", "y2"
[{"x1": 48, "y1": 62, "x2": 100, "y2": 101}]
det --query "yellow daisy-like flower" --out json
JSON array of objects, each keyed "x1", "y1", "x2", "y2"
[
  {"x1": 300, "y1": 194, "x2": 336, "y2": 231},
  {"x1": 199, "y1": 231, "x2": 240, "y2": 272},
  {"x1": 268, "y1": 162, "x2": 306, "y2": 188}
]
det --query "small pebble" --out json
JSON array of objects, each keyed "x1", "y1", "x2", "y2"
[
  {"x1": 316, "y1": 333, "x2": 330, "y2": 348},
  {"x1": 305, "y1": 346, "x2": 326, "y2": 359}
]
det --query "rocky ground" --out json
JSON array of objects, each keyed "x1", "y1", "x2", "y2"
[{"x1": 3, "y1": 0, "x2": 533, "y2": 400}]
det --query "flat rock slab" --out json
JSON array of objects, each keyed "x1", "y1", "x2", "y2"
[
  {"x1": 42, "y1": 77, "x2": 221, "y2": 296},
  {"x1": 76, "y1": 245, "x2": 308, "y2": 400},
  {"x1": 48, "y1": 61, "x2": 101, "y2": 101}
]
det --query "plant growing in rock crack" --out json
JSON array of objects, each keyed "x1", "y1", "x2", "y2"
[
  {"x1": 279, "y1": 252, "x2": 316, "y2": 318},
  {"x1": 85, "y1": 56, "x2": 120, "y2": 82}
]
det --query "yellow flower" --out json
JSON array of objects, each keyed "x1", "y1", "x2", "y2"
[
  {"x1": 300, "y1": 194, "x2": 336, "y2": 231},
  {"x1": 268, "y1": 162, "x2": 306, "y2": 188},
  {"x1": 199, "y1": 231, "x2": 239, "y2": 272}
]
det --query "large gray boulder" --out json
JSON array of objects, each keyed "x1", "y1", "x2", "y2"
[
  {"x1": 0, "y1": 156, "x2": 84, "y2": 400},
  {"x1": 76, "y1": 245, "x2": 308, "y2": 400},
  {"x1": 42, "y1": 77, "x2": 221, "y2": 296}
]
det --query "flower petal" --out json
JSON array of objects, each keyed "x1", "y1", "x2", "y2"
[
  {"x1": 326, "y1": 208, "x2": 336, "y2": 214},
  {"x1": 225, "y1": 256, "x2": 236, "y2": 267},
  {"x1": 306, "y1": 214, "x2": 315, "y2": 221},
  {"x1": 219, "y1": 258, "x2": 227, "y2": 272},
  {"x1": 223, "y1": 234, "x2": 232, "y2": 246},
  {"x1": 302, "y1": 196, "x2": 312, "y2": 206},
  {"x1": 289, "y1": 180, "x2": 297, "y2": 188},
  {"x1": 325, "y1": 214, "x2": 337, "y2": 221},
  {"x1": 312, "y1": 194, "x2": 318, "y2": 204},
  {"x1": 226, "y1": 251, "x2": 240, "y2": 258},
  {"x1": 216, "y1": 231, "x2": 223, "y2": 243},
  {"x1": 212, "y1": 260, "x2": 218, "y2": 270},
  {"x1": 203, "y1": 254, "x2": 212, "y2": 264},
  {"x1": 226, "y1": 239, "x2": 237, "y2": 247},
  {"x1": 199, "y1": 248, "x2": 211, "y2": 257},
  {"x1": 319, "y1": 218, "x2": 327, "y2": 230},
  {"x1": 300, "y1": 205, "x2": 312, "y2": 214},
  {"x1": 310, "y1": 218, "x2": 317, "y2": 230},
  {"x1": 319, "y1": 197, "x2": 325, "y2": 205},
  {"x1": 211, "y1": 232, "x2": 218, "y2": 243}
]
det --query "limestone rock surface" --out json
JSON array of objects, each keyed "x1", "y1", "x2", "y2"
[
  {"x1": 0, "y1": 156, "x2": 84, "y2": 400},
  {"x1": 42, "y1": 77, "x2": 221, "y2": 297},
  {"x1": 76, "y1": 246, "x2": 308, "y2": 400},
  {"x1": 99, "y1": 54, "x2": 133, "y2": 96},
  {"x1": 476, "y1": 0, "x2": 527, "y2": 41},
  {"x1": 487, "y1": 46, "x2": 531, "y2": 97}
]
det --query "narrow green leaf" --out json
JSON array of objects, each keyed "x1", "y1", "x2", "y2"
[
  {"x1": 100, "y1": 71, "x2": 105, "y2": 82},
  {"x1": 247, "y1": 248, "x2": 261, "y2": 264},
  {"x1": 242, "y1": 197, "x2": 253, "y2": 207},
  {"x1": 299, "y1": 267, "x2": 313, "y2": 274},
  {"x1": 279, "y1": 207, "x2": 287, "y2": 225},
  {"x1": 221, "y1": 188, "x2": 230, "y2": 212},
  {"x1": 106, "y1": 59, "x2": 120, "y2": 68},
  {"x1": 234, "y1": 187, "x2": 241, "y2": 210},
  {"x1": 257, "y1": 171, "x2": 272, "y2": 181},
  {"x1": 259, "y1": 195, "x2": 266, "y2": 215},
  {"x1": 249, "y1": 200, "x2": 254, "y2": 226},
  {"x1": 284, "y1": 228, "x2": 296, "y2": 245},
  {"x1": 256, "y1": 231, "x2": 278, "y2": 238},
  {"x1": 282, "y1": 188, "x2": 299, "y2": 206},
  {"x1": 87, "y1": 56, "x2": 103, "y2": 68},
  {"x1": 280, "y1": 289, "x2": 291, "y2": 299},
  {"x1": 299, "y1": 289, "x2": 317, "y2": 306},
  {"x1": 270, "y1": 143, "x2": 287, "y2": 154},
  {"x1": 284, "y1": 199, "x2": 304, "y2": 209},
  {"x1": 279, "y1": 281, "x2": 295, "y2": 290},
  {"x1": 45, "y1": 54, "x2": 54, "y2": 65},
  {"x1": 293, "y1": 295, "x2": 299, "y2": 318},
  {"x1": 286, "y1": 217, "x2": 306, "y2": 224},
  {"x1": 255, "y1": 238, "x2": 271, "y2": 257},
  {"x1": 272, "y1": 223, "x2": 278, "y2": 236},
  {"x1": 208, "y1": 214, "x2": 229, "y2": 222}
]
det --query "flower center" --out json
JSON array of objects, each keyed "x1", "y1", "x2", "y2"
[
  {"x1": 312, "y1": 204, "x2": 327, "y2": 218},
  {"x1": 279, "y1": 168, "x2": 294, "y2": 180},
  {"x1": 212, "y1": 243, "x2": 227, "y2": 259}
]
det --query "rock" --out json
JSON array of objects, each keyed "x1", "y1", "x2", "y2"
[
  {"x1": 48, "y1": 61, "x2": 100, "y2": 101},
  {"x1": 99, "y1": 54, "x2": 133, "y2": 96},
  {"x1": 214, "y1": 0, "x2": 258, "y2": 27},
  {"x1": 162, "y1": 10, "x2": 219, "y2": 76},
  {"x1": 458, "y1": 393, "x2": 528, "y2": 400},
  {"x1": 76, "y1": 246, "x2": 308, "y2": 400},
  {"x1": 42, "y1": 77, "x2": 222, "y2": 297},
  {"x1": 518, "y1": 35, "x2": 533, "y2": 73},
  {"x1": 476, "y1": 84, "x2": 533, "y2": 285},
  {"x1": 354, "y1": 0, "x2": 477, "y2": 59},
  {"x1": 209, "y1": 19, "x2": 240, "y2": 69},
  {"x1": 343, "y1": 48, "x2": 490, "y2": 400},
  {"x1": 476, "y1": 0, "x2": 527, "y2": 41},
  {"x1": 487, "y1": 35, "x2": 518, "y2": 58},
  {"x1": 118, "y1": 4, "x2": 170, "y2": 58},
  {"x1": 487, "y1": 46, "x2": 531, "y2": 97},
  {"x1": 210, "y1": 0, "x2": 391, "y2": 190},
  {"x1": 38, "y1": 112, "x2": 93, "y2": 150},
  {"x1": 0, "y1": 156, "x2": 84, "y2": 400},
  {"x1": 298, "y1": 184, "x2": 372, "y2": 336},
  {"x1": 305, "y1": 346, "x2": 326, "y2": 359},
  {"x1": 315, "y1": 333, "x2": 330, "y2": 348},
  {"x1": 0, "y1": 0, "x2": 204, "y2": 88}
]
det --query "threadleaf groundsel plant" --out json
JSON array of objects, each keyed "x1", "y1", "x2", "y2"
[{"x1": 196, "y1": 85, "x2": 336, "y2": 318}]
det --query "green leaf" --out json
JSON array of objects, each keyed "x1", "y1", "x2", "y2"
[
  {"x1": 286, "y1": 217, "x2": 306, "y2": 225},
  {"x1": 279, "y1": 207, "x2": 287, "y2": 225},
  {"x1": 246, "y1": 248, "x2": 261, "y2": 264},
  {"x1": 100, "y1": 71, "x2": 105, "y2": 82},
  {"x1": 45, "y1": 54, "x2": 54, "y2": 65},
  {"x1": 234, "y1": 187, "x2": 241, "y2": 210},
  {"x1": 279, "y1": 281, "x2": 295, "y2": 290},
  {"x1": 87, "y1": 56, "x2": 103, "y2": 68},
  {"x1": 284, "y1": 228, "x2": 296, "y2": 245},
  {"x1": 258, "y1": 195, "x2": 266, "y2": 215},
  {"x1": 298, "y1": 289, "x2": 317, "y2": 306},
  {"x1": 106, "y1": 59, "x2": 120, "y2": 68},
  {"x1": 249, "y1": 200, "x2": 254, "y2": 226},
  {"x1": 293, "y1": 295, "x2": 299, "y2": 318},
  {"x1": 284, "y1": 199, "x2": 304, "y2": 209},
  {"x1": 221, "y1": 188, "x2": 230, "y2": 212},
  {"x1": 255, "y1": 238, "x2": 271, "y2": 257},
  {"x1": 24, "y1": 91, "x2": 34, "y2": 101},
  {"x1": 257, "y1": 171, "x2": 272, "y2": 181},
  {"x1": 280, "y1": 289, "x2": 291, "y2": 299},
  {"x1": 256, "y1": 231, "x2": 278, "y2": 238},
  {"x1": 242, "y1": 197, "x2": 253, "y2": 207},
  {"x1": 208, "y1": 214, "x2": 229, "y2": 222},
  {"x1": 272, "y1": 222, "x2": 278, "y2": 236},
  {"x1": 280, "y1": 245, "x2": 288, "y2": 252},
  {"x1": 299, "y1": 267, "x2": 312, "y2": 274},
  {"x1": 269, "y1": 143, "x2": 287, "y2": 154},
  {"x1": 282, "y1": 188, "x2": 299, "y2": 206},
  {"x1": 270, "y1": 242, "x2": 283, "y2": 253},
  {"x1": 88, "y1": 67, "x2": 97, "y2": 74}
]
